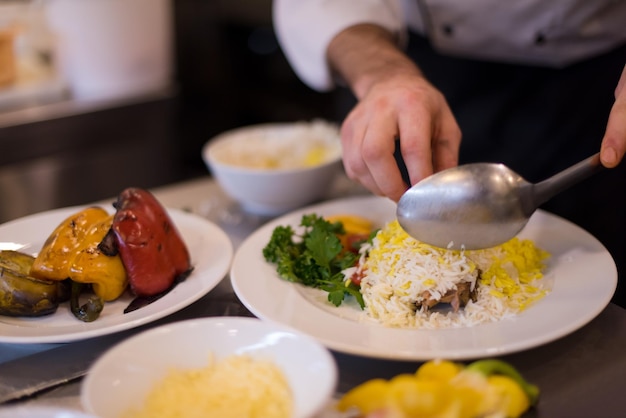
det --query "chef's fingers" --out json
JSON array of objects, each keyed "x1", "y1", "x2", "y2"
[
  {"x1": 360, "y1": 113, "x2": 407, "y2": 201},
  {"x1": 398, "y1": 103, "x2": 434, "y2": 188},
  {"x1": 340, "y1": 111, "x2": 385, "y2": 197},
  {"x1": 431, "y1": 104, "x2": 461, "y2": 172},
  {"x1": 601, "y1": 64, "x2": 626, "y2": 168}
]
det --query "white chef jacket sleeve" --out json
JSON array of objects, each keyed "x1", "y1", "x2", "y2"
[{"x1": 273, "y1": 0, "x2": 406, "y2": 92}]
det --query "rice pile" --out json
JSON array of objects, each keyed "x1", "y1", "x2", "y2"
[
  {"x1": 123, "y1": 354, "x2": 293, "y2": 418},
  {"x1": 345, "y1": 220, "x2": 550, "y2": 328},
  {"x1": 214, "y1": 119, "x2": 341, "y2": 170}
]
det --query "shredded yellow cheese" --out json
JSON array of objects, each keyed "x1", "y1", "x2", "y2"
[{"x1": 123, "y1": 354, "x2": 293, "y2": 418}]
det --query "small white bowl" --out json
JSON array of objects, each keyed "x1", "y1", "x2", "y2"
[
  {"x1": 203, "y1": 120, "x2": 343, "y2": 215},
  {"x1": 81, "y1": 317, "x2": 338, "y2": 418}
]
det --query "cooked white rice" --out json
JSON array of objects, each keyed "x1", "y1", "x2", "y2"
[
  {"x1": 344, "y1": 220, "x2": 550, "y2": 329},
  {"x1": 212, "y1": 119, "x2": 341, "y2": 170}
]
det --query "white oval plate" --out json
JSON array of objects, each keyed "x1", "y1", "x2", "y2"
[
  {"x1": 81, "y1": 317, "x2": 337, "y2": 418},
  {"x1": 231, "y1": 195, "x2": 617, "y2": 361},
  {"x1": 0, "y1": 206, "x2": 233, "y2": 343}
]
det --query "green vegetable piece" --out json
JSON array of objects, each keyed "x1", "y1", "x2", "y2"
[
  {"x1": 328, "y1": 289, "x2": 345, "y2": 306},
  {"x1": 70, "y1": 281, "x2": 104, "y2": 323},
  {"x1": 466, "y1": 359, "x2": 540, "y2": 406},
  {"x1": 0, "y1": 250, "x2": 60, "y2": 317},
  {"x1": 262, "y1": 213, "x2": 367, "y2": 308},
  {"x1": 305, "y1": 222, "x2": 342, "y2": 270},
  {"x1": 263, "y1": 225, "x2": 296, "y2": 263}
]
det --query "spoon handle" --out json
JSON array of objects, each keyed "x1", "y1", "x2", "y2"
[{"x1": 531, "y1": 153, "x2": 604, "y2": 210}]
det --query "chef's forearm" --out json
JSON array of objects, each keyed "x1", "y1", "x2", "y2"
[{"x1": 326, "y1": 23, "x2": 423, "y2": 100}]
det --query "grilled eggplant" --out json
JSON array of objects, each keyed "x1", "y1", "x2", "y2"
[{"x1": 0, "y1": 250, "x2": 60, "y2": 317}]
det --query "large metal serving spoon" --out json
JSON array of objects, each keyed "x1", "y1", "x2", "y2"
[{"x1": 396, "y1": 153, "x2": 603, "y2": 250}]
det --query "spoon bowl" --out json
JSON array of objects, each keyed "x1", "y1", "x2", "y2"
[{"x1": 397, "y1": 153, "x2": 603, "y2": 250}]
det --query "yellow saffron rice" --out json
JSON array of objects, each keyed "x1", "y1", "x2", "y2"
[{"x1": 346, "y1": 220, "x2": 550, "y2": 328}]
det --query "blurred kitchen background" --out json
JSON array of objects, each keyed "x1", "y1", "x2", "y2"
[{"x1": 0, "y1": 0, "x2": 354, "y2": 223}]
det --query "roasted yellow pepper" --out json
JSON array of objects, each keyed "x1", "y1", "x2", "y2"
[
  {"x1": 337, "y1": 359, "x2": 538, "y2": 418},
  {"x1": 30, "y1": 207, "x2": 110, "y2": 281},
  {"x1": 30, "y1": 207, "x2": 128, "y2": 302},
  {"x1": 69, "y1": 214, "x2": 128, "y2": 301},
  {"x1": 325, "y1": 214, "x2": 373, "y2": 253},
  {"x1": 326, "y1": 214, "x2": 373, "y2": 236}
]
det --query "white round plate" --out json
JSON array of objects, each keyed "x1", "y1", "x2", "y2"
[
  {"x1": 231, "y1": 195, "x2": 617, "y2": 361},
  {"x1": 0, "y1": 406, "x2": 94, "y2": 418},
  {"x1": 0, "y1": 206, "x2": 233, "y2": 343},
  {"x1": 81, "y1": 317, "x2": 337, "y2": 418}
]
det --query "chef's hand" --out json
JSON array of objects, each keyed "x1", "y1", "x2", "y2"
[
  {"x1": 600, "y1": 64, "x2": 626, "y2": 168},
  {"x1": 327, "y1": 24, "x2": 461, "y2": 202}
]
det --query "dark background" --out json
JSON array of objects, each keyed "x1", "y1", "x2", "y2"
[
  {"x1": 0, "y1": 0, "x2": 351, "y2": 223},
  {"x1": 0, "y1": 1, "x2": 623, "y2": 306}
]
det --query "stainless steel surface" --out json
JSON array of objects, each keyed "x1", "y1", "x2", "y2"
[
  {"x1": 0, "y1": 333, "x2": 128, "y2": 404},
  {"x1": 0, "y1": 278, "x2": 254, "y2": 407},
  {"x1": 0, "y1": 175, "x2": 625, "y2": 418},
  {"x1": 397, "y1": 153, "x2": 604, "y2": 250},
  {"x1": 0, "y1": 87, "x2": 176, "y2": 129}
]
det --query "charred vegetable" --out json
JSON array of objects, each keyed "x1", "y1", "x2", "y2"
[
  {"x1": 70, "y1": 281, "x2": 104, "y2": 323},
  {"x1": 30, "y1": 207, "x2": 111, "y2": 281},
  {"x1": 69, "y1": 215, "x2": 128, "y2": 302},
  {"x1": 0, "y1": 249, "x2": 36, "y2": 273},
  {"x1": 0, "y1": 250, "x2": 59, "y2": 317},
  {"x1": 30, "y1": 206, "x2": 127, "y2": 322},
  {"x1": 3, "y1": 187, "x2": 193, "y2": 322},
  {"x1": 110, "y1": 187, "x2": 192, "y2": 297}
]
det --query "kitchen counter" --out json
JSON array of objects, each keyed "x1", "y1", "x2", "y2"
[{"x1": 0, "y1": 175, "x2": 625, "y2": 418}]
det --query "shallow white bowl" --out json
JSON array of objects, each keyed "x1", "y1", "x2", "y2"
[
  {"x1": 203, "y1": 120, "x2": 343, "y2": 215},
  {"x1": 81, "y1": 317, "x2": 338, "y2": 418}
]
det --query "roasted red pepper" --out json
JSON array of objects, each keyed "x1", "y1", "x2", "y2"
[{"x1": 110, "y1": 188, "x2": 192, "y2": 297}]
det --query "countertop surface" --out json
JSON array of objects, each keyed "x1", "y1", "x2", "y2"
[{"x1": 0, "y1": 175, "x2": 625, "y2": 418}]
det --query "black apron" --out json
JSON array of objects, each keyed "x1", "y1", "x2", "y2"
[{"x1": 406, "y1": 32, "x2": 626, "y2": 306}]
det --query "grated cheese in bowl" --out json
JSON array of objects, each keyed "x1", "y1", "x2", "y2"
[
  {"x1": 122, "y1": 353, "x2": 293, "y2": 418},
  {"x1": 81, "y1": 317, "x2": 337, "y2": 418},
  {"x1": 350, "y1": 220, "x2": 550, "y2": 329}
]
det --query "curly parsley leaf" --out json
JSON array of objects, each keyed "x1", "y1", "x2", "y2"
[
  {"x1": 305, "y1": 223, "x2": 342, "y2": 270},
  {"x1": 262, "y1": 213, "x2": 366, "y2": 308},
  {"x1": 263, "y1": 225, "x2": 298, "y2": 263}
]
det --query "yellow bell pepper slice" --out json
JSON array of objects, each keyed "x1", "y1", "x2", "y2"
[
  {"x1": 325, "y1": 214, "x2": 373, "y2": 235},
  {"x1": 325, "y1": 214, "x2": 373, "y2": 253},
  {"x1": 30, "y1": 207, "x2": 110, "y2": 281},
  {"x1": 484, "y1": 375, "x2": 530, "y2": 418},
  {"x1": 336, "y1": 378, "x2": 389, "y2": 414},
  {"x1": 388, "y1": 374, "x2": 451, "y2": 417},
  {"x1": 69, "y1": 215, "x2": 128, "y2": 302},
  {"x1": 416, "y1": 360, "x2": 463, "y2": 382},
  {"x1": 337, "y1": 359, "x2": 538, "y2": 418}
]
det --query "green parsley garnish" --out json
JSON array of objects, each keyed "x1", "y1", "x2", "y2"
[{"x1": 262, "y1": 214, "x2": 365, "y2": 308}]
